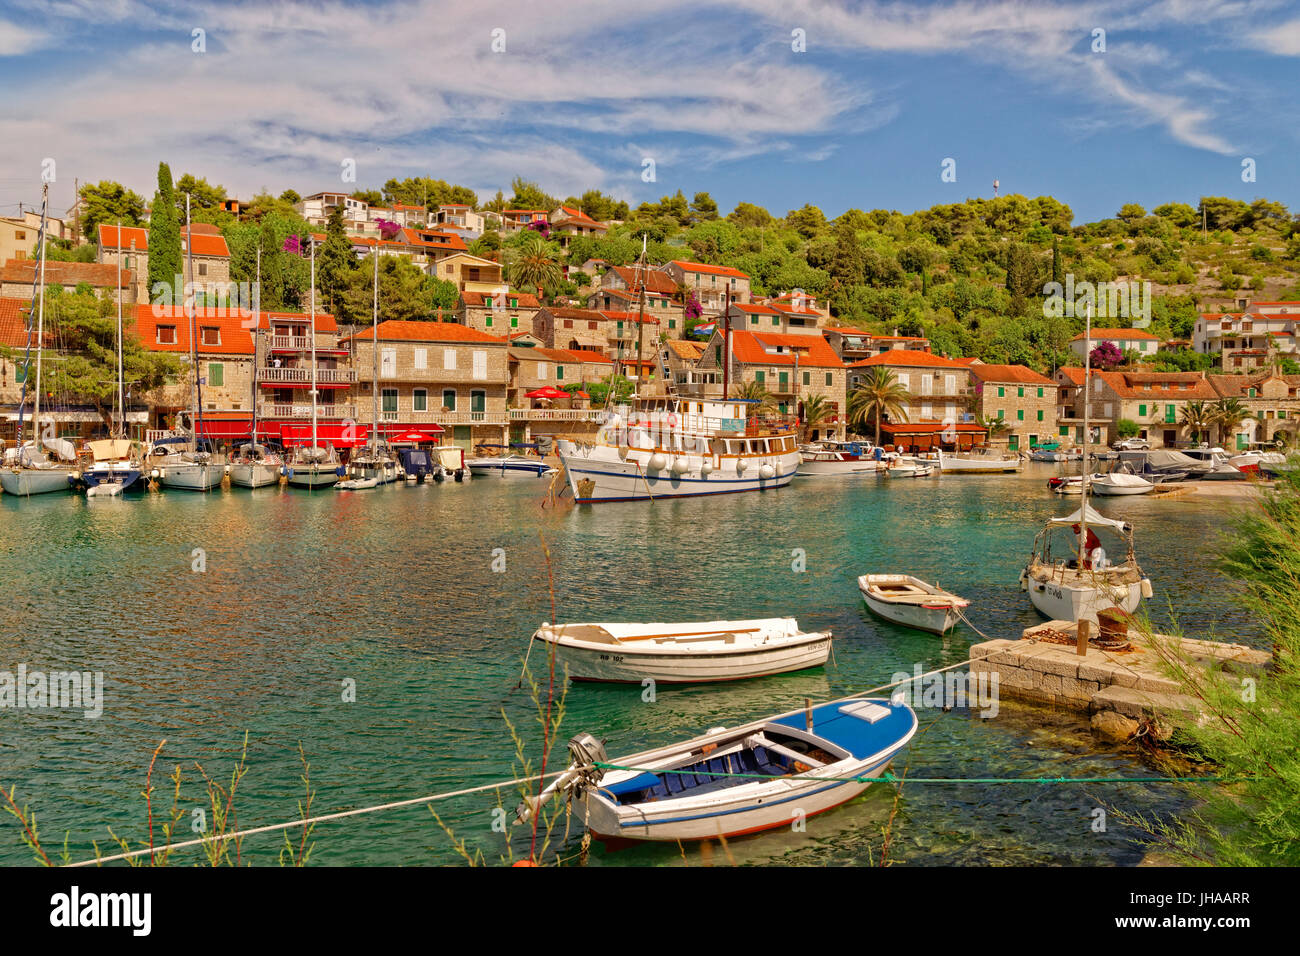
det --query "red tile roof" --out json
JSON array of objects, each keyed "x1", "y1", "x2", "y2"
[
  {"x1": 543, "y1": 307, "x2": 658, "y2": 325},
  {"x1": 98, "y1": 224, "x2": 149, "y2": 250},
  {"x1": 0, "y1": 296, "x2": 36, "y2": 348},
  {"x1": 669, "y1": 260, "x2": 749, "y2": 280},
  {"x1": 399, "y1": 228, "x2": 468, "y2": 252},
  {"x1": 1207, "y1": 372, "x2": 1300, "y2": 397},
  {"x1": 341, "y1": 320, "x2": 504, "y2": 344},
  {"x1": 461, "y1": 290, "x2": 541, "y2": 308},
  {"x1": 180, "y1": 227, "x2": 230, "y2": 258},
  {"x1": 1093, "y1": 370, "x2": 1218, "y2": 400},
  {"x1": 608, "y1": 266, "x2": 679, "y2": 295},
  {"x1": 731, "y1": 303, "x2": 781, "y2": 315},
  {"x1": 131, "y1": 305, "x2": 256, "y2": 355},
  {"x1": 252, "y1": 311, "x2": 339, "y2": 333},
  {"x1": 967, "y1": 364, "x2": 1056, "y2": 386},
  {"x1": 728, "y1": 329, "x2": 842, "y2": 368},
  {"x1": 1071, "y1": 328, "x2": 1159, "y2": 341},
  {"x1": 1, "y1": 259, "x2": 132, "y2": 289},
  {"x1": 848, "y1": 349, "x2": 969, "y2": 369},
  {"x1": 1057, "y1": 367, "x2": 1088, "y2": 385}
]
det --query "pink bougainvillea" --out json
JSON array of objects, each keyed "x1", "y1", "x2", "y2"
[
  {"x1": 283, "y1": 233, "x2": 302, "y2": 255},
  {"x1": 685, "y1": 292, "x2": 703, "y2": 319},
  {"x1": 1089, "y1": 340, "x2": 1124, "y2": 369},
  {"x1": 374, "y1": 218, "x2": 402, "y2": 240}
]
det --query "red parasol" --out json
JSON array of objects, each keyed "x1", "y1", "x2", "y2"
[
  {"x1": 388, "y1": 427, "x2": 444, "y2": 442},
  {"x1": 525, "y1": 386, "x2": 568, "y2": 400}
]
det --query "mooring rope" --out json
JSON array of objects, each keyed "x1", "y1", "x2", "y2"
[{"x1": 590, "y1": 762, "x2": 1235, "y2": 786}]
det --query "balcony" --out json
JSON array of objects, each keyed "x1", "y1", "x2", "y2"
[
  {"x1": 259, "y1": 367, "x2": 357, "y2": 385},
  {"x1": 375, "y1": 409, "x2": 509, "y2": 426},
  {"x1": 508, "y1": 408, "x2": 607, "y2": 422},
  {"x1": 258, "y1": 403, "x2": 357, "y2": 420}
]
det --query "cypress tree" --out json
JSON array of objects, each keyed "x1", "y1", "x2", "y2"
[
  {"x1": 147, "y1": 162, "x2": 182, "y2": 304},
  {"x1": 1051, "y1": 236, "x2": 1062, "y2": 287},
  {"x1": 317, "y1": 205, "x2": 355, "y2": 317}
]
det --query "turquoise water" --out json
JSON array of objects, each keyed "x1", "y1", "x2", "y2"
[{"x1": 0, "y1": 468, "x2": 1260, "y2": 866}]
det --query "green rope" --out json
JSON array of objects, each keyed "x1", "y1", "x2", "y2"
[{"x1": 592, "y1": 762, "x2": 1235, "y2": 786}]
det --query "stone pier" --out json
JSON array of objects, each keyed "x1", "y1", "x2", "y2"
[{"x1": 969, "y1": 621, "x2": 1270, "y2": 741}]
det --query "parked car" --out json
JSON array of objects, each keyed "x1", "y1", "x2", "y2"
[{"x1": 1113, "y1": 437, "x2": 1150, "y2": 451}]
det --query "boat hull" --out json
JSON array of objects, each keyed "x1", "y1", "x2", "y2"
[
  {"x1": 860, "y1": 591, "x2": 963, "y2": 635},
  {"x1": 158, "y1": 463, "x2": 222, "y2": 491},
  {"x1": 542, "y1": 633, "x2": 831, "y2": 684},
  {"x1": 1025, "y1": 568, "x2": 1146, "y2": 620},
  {"x1": 1, "y1": 469, "x2": 73, "y2": 496},
  {"x1": 80, "y1": 465, "x2": 144, "y2": 493},
  {"x1": 1090, "y1": 480, "x2": 1153, "y2": 496},
  {"x1": 286, "y1": 465, "x2": 340, "y2": 488},
  {"x1": 795, "y1": 459, "x2": 881, "y2": 476},
  {"x1": 228, "y1": 463, "x2": 280, "y2": 488},
  {"x1": 467, "y1": 461, "x2": 555, "y2": 478},
  {"x1": 558, "y1": 441, "x2": 799, "y2": 503}
]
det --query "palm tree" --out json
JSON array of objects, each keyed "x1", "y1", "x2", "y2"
[
  {"x1": 1180, "y1": 400, "x2": 1214, "y2": 445},
  {"x1": 1211, "y1": 397, "x2": 1249, "y2": 448},
  {"x1": 733, "y1": 379, "x2": 775, "y2": 416},
  {"x1": 848, "y1": 367, "x2": 911, "y2": 446},
  {"x1": 981, "y1": 415, "x2": 1012, "y2": 444},
  {"x1": 799, "y1": 394, "x2": 833, "y2": 441},
  {"x1": 506, "y1": 233, "x2": 562, "y2": 298}
]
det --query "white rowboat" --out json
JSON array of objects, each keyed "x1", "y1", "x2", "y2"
[
  {"x1": 858, "y1": 574, "x2": 969, "y2": 634},
  {"x1": 530, "y1": 618, "x2": 831, "y2": 684}
]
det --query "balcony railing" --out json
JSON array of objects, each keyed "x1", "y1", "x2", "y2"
[
  {"x1": 508, "y1": 409, "x2": 607, "y2": 422},
  {"x1": 258, "y1": 403, "x2": 357, "y2": 419},
  {"x1": 259, "y1": 367, "x2": 357, "y2": 384}
]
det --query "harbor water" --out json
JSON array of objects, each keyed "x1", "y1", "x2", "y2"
[{"x1": 0, "y1": 467, "x2": 1261, "y2": 866}]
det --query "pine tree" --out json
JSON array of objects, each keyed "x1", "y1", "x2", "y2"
[
  {"x1": 1051, "y1": 236, "x2": 1062, "y2": 287},
  {"x1": 147, "y1": 162, "x2": 182, "y2": 304}
]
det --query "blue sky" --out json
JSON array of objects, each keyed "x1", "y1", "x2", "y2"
[{"x1": 1, "y1": 0, "x2": 1297, "y2": 226}]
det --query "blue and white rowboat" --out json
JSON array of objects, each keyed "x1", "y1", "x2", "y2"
[
  {"x1": 466, "y1": 454, "x2": 557, "y2": 478},
  {"x1": 520, "y1": 696, "x2": 917, "y2": 842}
]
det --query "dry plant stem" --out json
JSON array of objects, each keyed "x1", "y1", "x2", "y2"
[
  {"x1": 2, "y1": 785, "x2": 51, "y2": 866},
  {"x1": 144, "y1": 738, "x2": 166, "y2": 865}
]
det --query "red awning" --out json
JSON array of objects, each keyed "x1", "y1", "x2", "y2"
[
  {"x1": 196, "y1": 414, "x2": 253, "y2": 438},
  {"x1": 386, "y1": 428, "x2": 444, "y2": 442},
  {"x1": 526, "y1": 386, "x2": 568, "y2": 399},
  {"x1": 280, "y1": 423, "x2": 371, "y2": 448}
]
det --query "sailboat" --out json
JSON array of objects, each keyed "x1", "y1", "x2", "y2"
[
  {"x1": 77, "y1": 219, "x2": 145, "y2": 496},
  {"x1": 341, "y1": 251, "x2": 400, "y2": 488},
  {"x1": 1021, "y1": 304, "x2": 1152, "y2": 621},
  {"x1": 229, "y1": 249, "x2": 283, "y2": 489},
  {"x1": 157, "y1": 195, "x2": 224, "y2": 492},
  {"x1": 286, "y1": 241, "x2": 341, "y2": 489},
  {"x1": 1, "y1": 184, "x2": 76, "y2": 497}
]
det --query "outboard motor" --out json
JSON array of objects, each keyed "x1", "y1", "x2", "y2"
[{"x1": 515, "y1": 732, "x2": 607, "y2": 825}]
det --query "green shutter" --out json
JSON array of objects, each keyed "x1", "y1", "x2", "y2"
[
  {"x1": 778, "y1": 371, "x2": 788, "y2": 387},
  {"x1": 825, "y1": 373, "x2": 832, "y2": 386},
  {"x1": 1138, "y1": 403, "x2": 1147, "y2": 417},
  {"x1": 208, "y1": 363, "x2": 223, "y2": 387},
  {"x1": 1017, "y1": 387, "x2": 1024, "y2": 397},
  {"x1": 1037, "y1": 387, "x2": 1044, "y2": 398},
  {"x1": 802, "y1": 371, "x2": 810, "y2": 386},
  {"x1": 997, "y1": 409, "x2": 1004, "y2": 420},
  {"x1": 1165, "y1": 404, "x2": 1175, "y2": 423},
  {"x1": 755, "y1": 370, "x2": 765, "y2": 384},
  {"x1": 997, "y1": 387, "x2": 1005, "y2": 397},
  {"x1": 1008, "y1": 434, "x2": 1019, "y2": 450},
  {"x1": 1059, "y1": 426, "x2": 1068, "y2": 436},
  {"x1": 485, "y1": 315, "x2": 492, "y2": 327},
  {"x1": 556, "y1": 365, "x2": 564, "y2": 380},
  {"x1": 1037, "y1": 409, "x2": 1044, "y2": 421},
  {"x1": 1017, "y1": 409, "x2": 1024, "y2": 421}
]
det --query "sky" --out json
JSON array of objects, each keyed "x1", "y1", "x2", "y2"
[{"x1": 0, "y1": 0, "x2": 1298, "y2": 227}]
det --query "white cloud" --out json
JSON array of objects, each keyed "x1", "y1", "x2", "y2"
[
  {"x1": 1246, "y1": 17, "x2": 1300, "y2": 54},
  {"x1": 0, "y1": 19, "x2": 46, "y2": 55}
]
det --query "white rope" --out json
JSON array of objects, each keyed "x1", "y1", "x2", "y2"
[{"x1": 65, "y1": 770, "x2": 558, "y2": 868}]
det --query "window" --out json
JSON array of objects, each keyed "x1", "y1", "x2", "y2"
[
  {"x1": 442, "y1": 389, "x2": 456, "y2": 411},
  {"x1": 997, "y1": 409, "x2": 1004, "y2": 420},
  {"x1": 414, "y1": 348, "x2": 427, "y2": 370},
  {"x1": 556, "y1": 365, "x2": 565, "y2": 381},
  {"x1": 471, "y1": 389, "x2": 486, "y2": 413},
  {"x1": 381, "y1": 388, "x2": 397, "y2": 414},
  {"x1": 997, "y1": 386, "x2": 1005, "y2": 397},
  {"x1": 1138, "y1": 403, "x2": 1147, "y2": 417},
  {"x1": 472, "y1": 350, "x2": 487, "y2": 380},
  {"x1": 413, "y1": 389, "x2": 427, "y2": 412},
  {"x1": 207, "y1": 363, "x2": 223, "y2": 387},
  {"x1": 1008, "y1": 434, "x2": 1019, "y2": 451},
  {"x1": 538, "y1": 363, "x2": 547, "y2": 380},
  {"x1": 1059, "y1": 426, "x2": 1069, "y2": 436},
  {"x1": 157, "y1": 326, "x2": 177, "y2": 344},
  {"x1": 1037, "y1": 409, "x2": 1044, "y2": 421},
  {"x1": 485, "y1": 315, "x2": 493, "y2": 327},
  {"x1": 778, "y1": 371, "x2": 788, "y2": 389},
  {"x1": 201, "y1": 327, "x2": 220, "y2": 346},
  {"x1": 825, "y1": 373, "x2": 832, "y2": 387},
  {"x1": 750, "y1": 315, "x2": 758, "y2": 325},
  {"x1": 1280, "y1": 410, "x2": 1288, "y2": 419},
  {"x1": 1165, "y1": 404, "x2": 1176, "y2": 424},
  {"x1": 1017, "y1": 409, "x2": 1024, "y2": 421},
  {"x1": 563, "y1": 319, "x2": 573, "y2": 329},
  {"x1": 381, "y1": 348, "x2": 396, "y2": 378},
  {"x1": 198, "y1": 262, "x2": 207, "y2": 276},
  {"x1": 510, "y1": 316, "x2": 518, "y2": 328},
  {"x1": 1017, "y1": 387, "x2": 1024, "y2": 398},
  {"x1": 755, "y1": 370, "x2": 766, "y2": 384},
  {"x1": 444, "y1": 349, "x2": 457, "y2": 370},
  {"x1": 510, "y1": 298, "x2": 518, "y2": 308},
  {"x1": 668, "y1": 319, "x2": 676, "y2": 330},
  {"x1": 588, "y1": 321, "x2": 597, "y2": 330},
  {"x1": 484, "y1": 296, "x2": 493, "y2": 308},
  {"x1": 1248, "y1": 387, "x2": 1257, "y2": 398},
  {"x1": 772, "y1": 316, "x2": 780, "y2": 326},
  {"x1": 802, "y1": 371, "x2": 811, "y2": 386}
]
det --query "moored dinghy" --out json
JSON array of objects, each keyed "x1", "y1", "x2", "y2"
[
  {"x1": 530, "y1": 617, "x2": 831, "y2": 683},
  {"x1": 517, "y1": 696, "x2": 918, "y2": 842},
  {"x1": 858, "y1": 574, "x2": 969, "y2": 634}
]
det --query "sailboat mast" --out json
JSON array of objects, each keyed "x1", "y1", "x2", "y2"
[
  {"x1": 310, "y1": 241, "x2": 318, "y2": 451},
  {"x1": 116, "y1": 218, "x2": 124, "y2": 438},
  {"x1": 372, "y1": 249, "x2": 379, "y2": 445},
  {"x1": 252, "y1": 245, "x2": 260, "y2": 442},
  {"x1": 1080, "y1": 301, "x2": 1092, "y2": 563},
  {"x1": 31, "y1": 184, "x2": 48, "y2": 453},
  {"x1": 634, "y1": 234, "x2": 646, "y2": 398},
  {"x1": 185, "y1": 195, "x2": 202, "y2": 445}
]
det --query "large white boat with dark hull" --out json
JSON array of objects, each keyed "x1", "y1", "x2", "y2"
[{"x1": 557, "y1": 398, "x2": 800, "y2": 503}]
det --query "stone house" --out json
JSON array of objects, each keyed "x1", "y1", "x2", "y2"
[
  {"x1": 0, "y1": 259, "x2": 136, "y2": 305},
  {"x1": 1207, "y1": 371, "x2": 1300, "y2": 448},
  {"x1": 846, "y1": 350, "x2": 973, "y2": 429},
  {"x1": 661, "y1": 260, "x2": 750, "y2": 313},
  {"x1": 458, "y1": 290, "x2": 542, "y2": 336},
  {"x1": 344, "y1": 320, "x2": 509, "y2": 451},
  {"x1": 966, "y1": 362, "x2": 1058, "y2": 452},
  {"x1": 1068, "y1": 327, "x2": 1161, "y2": 361},
  {"x1": 1088, "y1": 370, "x2": 1220, "y2": 447}
]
